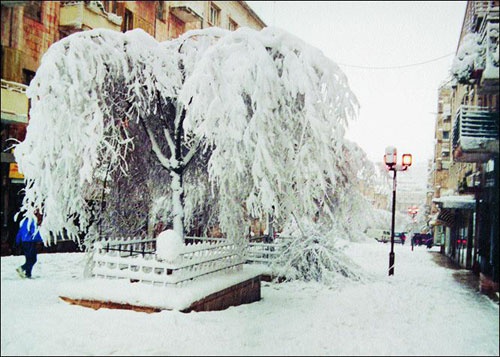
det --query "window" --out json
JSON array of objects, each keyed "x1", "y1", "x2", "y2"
[
  {"x1": 443, "y1": 103, "x2": 451, "y2": 117},
  {"x1": 228, "y1": 18, "x2": 238, "y2": 31},
  {"x1": 209, "y1": 3, "x2": 220, "y2": 26},
  {"x1": 102, "y1": 1, "x2": 118, "y2": 14},
  {"x1": 442, "y1": 131, "x2": 450, "y2": 140},
  {"x1": 22, "y1": 69, "x2": 35, "y2": 86},
  {"x1": 24, "y1": 1, "x2": 42, "y2": 22},
  {"x1": 123, "y1": 9, "x2": 133, "y2": 32},
  {"x1": 157, "y1": 1, "x2": 165, "y2": 21}
]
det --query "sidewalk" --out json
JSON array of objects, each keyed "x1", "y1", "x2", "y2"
[{"x1": 429, "y1": 249, "x2": 499, "y2": 304}]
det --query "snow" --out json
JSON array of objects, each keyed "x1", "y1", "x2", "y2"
[
  {"x1": 155, "y1": 229, "x2": 183, "y2": 261},
  {"x1": 451, "y1": 33, "x2": 483, "y2": 83},
  {"x1": 2, "y1": 240, "x2": 498, "y2": 356},
  {"x1": 60, "y1": 265, "x2": 265, "y2": 311},
  {"x1": 460, "y1": 136, "x2": 497, "y2": 151}
]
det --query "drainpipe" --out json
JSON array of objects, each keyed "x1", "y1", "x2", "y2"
[
  {"x1": 472, "y1": 168, "x2": 481, "y2": 274},
  {"x1": 9, "y1": 7, "x2": 14, "y2": 48}
]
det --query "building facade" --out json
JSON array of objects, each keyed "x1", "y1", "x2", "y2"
[
  {"x1": 428, "y1": 0, "x2": 499, "y2": 293},
  {"x1": 0, "y1": 1, "x2": 265, "y2": 255}
]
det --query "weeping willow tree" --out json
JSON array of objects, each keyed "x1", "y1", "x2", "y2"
[{"x1": 14, "y1": 26, "x2": 361, "y2": 254}]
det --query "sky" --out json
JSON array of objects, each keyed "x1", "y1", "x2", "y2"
[
  {"x1": 2, "y1": 239, "x2": 498, "y2": 355},
  {"x1": 246, "y1": 1, "x2": 468, "y2": 164}
]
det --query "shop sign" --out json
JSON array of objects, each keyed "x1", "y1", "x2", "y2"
[{"x1": 8, "y1": 162, "x2": 24, "y2": 179}]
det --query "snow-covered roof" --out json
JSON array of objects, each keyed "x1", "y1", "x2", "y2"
[{"x1": 432, "y1": 195, "x2": 475, "y2": 209}]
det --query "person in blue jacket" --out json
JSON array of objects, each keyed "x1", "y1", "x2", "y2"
[{"x1": 15, "y1": 211, "x2": 43, "y2": 279}]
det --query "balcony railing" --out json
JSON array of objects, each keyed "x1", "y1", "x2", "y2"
[
  {"x1": 452, "y1": 105, "x2": 499, "y2": 162},
  {"x1": 1, "y1": 79, "x2": 28, "y2": 124},
  {"x1": 59, "y1": 1, "x2": 122, "y2": 32},
  {"x1": 0, "y1": 1, "x2": 29, "y2": 6}
]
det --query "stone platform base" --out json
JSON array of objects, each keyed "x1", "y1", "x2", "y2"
[
  {"x1": 60, "y1": 275, "x2": 262, "y2": 313},
  {"x1": 184, "y1": 275, "x2": 261, "y2": 312},
  {"x1": 60, "y1": 296, "x2": 162, "y2": 313}
]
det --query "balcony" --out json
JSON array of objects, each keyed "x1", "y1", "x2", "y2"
[
  {"x1": 476, "y1": 4, "x2": 499, "y2": 93},
  {"x1": 1, "y1": 79, "x2": 28, "y2": 124},
  {"x1": 479, "y1": 19, "x2": 499, "y2": 93},
  {"x1": 452, "y1": 105, "x2": 499, "y2": 162},
  {"x1": 59, "y1": 1, "x2": 122, "y2": 33},
  {"x1": 169, "y1": 1, "x2": 203, "y2": 23}
]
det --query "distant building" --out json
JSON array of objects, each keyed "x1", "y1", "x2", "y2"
[
  {"x1": 0, "y1": 1, "x2": 265, "y2": 255},
  {"x1": 395, "y1": 161, "x2": 428, "y2": 215}
]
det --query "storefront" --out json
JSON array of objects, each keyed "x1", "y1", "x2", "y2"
[
  {"x1": 432, "y1": 195, "x2": 476, "y2": 269},
  {"x1": 1, "y1": 79, "x2": 28, "y2": 255}
]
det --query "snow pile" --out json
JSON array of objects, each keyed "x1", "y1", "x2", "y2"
[
  {"x1": 483, "y1": 22, "x2": 499, "y2": 80},
  {"x1": 156, "y1": 229, "x2": 183, "y2": 262},
  {"x1": 274, "y1": 220, "x2": 368, "y2": 286},
  {"x1": 451, "y1": 33, "x2": 483, "y2": 83}
]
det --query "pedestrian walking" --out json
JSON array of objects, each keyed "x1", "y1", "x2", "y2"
[{"x1": 15, "y1": 211, "x2": 43, "y2": 279}]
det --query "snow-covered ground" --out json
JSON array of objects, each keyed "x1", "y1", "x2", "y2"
[{"x1": 1, "y1": 240, "x2": 498, "y2": 356}]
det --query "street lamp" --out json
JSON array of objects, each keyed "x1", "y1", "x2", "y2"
[
  {"x1": 408, "y1": 205, "x2": 419, "y2": 222},
  {"x1": 384, "y1": 146, "x2": 412, "y2": 276}
]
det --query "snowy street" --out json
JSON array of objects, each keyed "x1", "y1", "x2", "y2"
[{"x1": 1, "y1": 239, "x2": 498, "y2": 356}]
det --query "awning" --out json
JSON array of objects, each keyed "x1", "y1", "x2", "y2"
[
  {"x1": 432, "y1": 195, "x2": 476, "y2": 209},
  {"x1": 437, "y1": 209, "x2": 455, "y2": 227}
]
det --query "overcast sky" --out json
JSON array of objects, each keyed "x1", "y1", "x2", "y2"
[{"x1": 246, "y1": 1, "x2": 467, "y2": 164}]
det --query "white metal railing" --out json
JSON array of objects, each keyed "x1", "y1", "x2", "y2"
[
  {"x1": 91, "y1": 235, "x2": 293, "y2": 286},
  {"x1": 1, "y1": 79, "x2": 28, "y2": 93},
  {"x1": 184, "y1": 235, "x2": 294, "y2": 266},
  {"x1": 245, "y1": 236, "x2": 293, "y2": 266},
  {"x1": 92, "y1": 237, "x2": 244, "y2": 286}
]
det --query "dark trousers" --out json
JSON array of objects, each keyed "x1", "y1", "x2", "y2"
[{"x1": 21, "y1": 242, "x2": 38, "y2": 278}]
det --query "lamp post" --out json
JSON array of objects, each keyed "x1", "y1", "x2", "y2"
[{"x1": 384, "y1": 146, "x2": 412, "y2": 276}]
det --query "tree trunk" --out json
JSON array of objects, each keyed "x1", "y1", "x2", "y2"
[
  {"x1": 171, "y1": 170, "x2": 184, "y2": 240},
  {"x1": 172, "y1": 106, "x2": 186, "y2": 240}
]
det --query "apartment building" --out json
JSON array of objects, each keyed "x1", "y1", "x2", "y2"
[
  {"x1": 0, "y1": 1, "x2": 265, "y2": 255},
  {"x1": 428, "y1": 84, "x2": 454, "y2": 248},
  {"x1": 429, "y1": 1, "x2": 499, "y2": 293}
]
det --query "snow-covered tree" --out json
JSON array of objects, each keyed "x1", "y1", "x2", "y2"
[
  {"x1": 14, "y1": 26, "x2": 359, "y2": 247},
  {"x1": 273, "y1": 219, "x2": 367, "y2": 285}
]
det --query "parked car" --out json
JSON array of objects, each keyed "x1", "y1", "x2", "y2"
[
  {"x1": 395, "y1": 232, "x2": 407, "y2": 244},
  {"x1": 365, "y1": 229, "x2": 391, "y2": 243},
  {"x1": 412, "y1": 233, "x2": 433, "y2": 248},
  {"x1": 365, "y1": 229, "x2": 405, "y2": 243}
]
